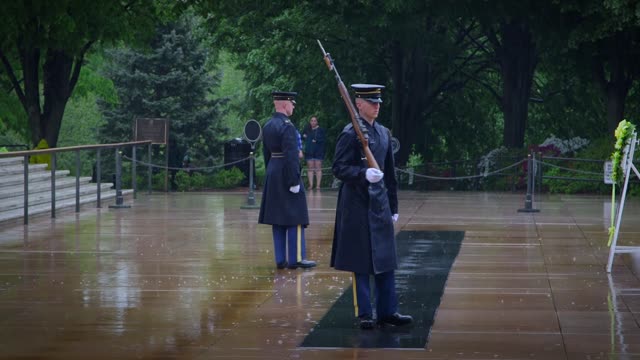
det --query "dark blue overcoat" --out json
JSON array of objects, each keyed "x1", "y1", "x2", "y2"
[
  {"x1": 258, "y1": 112, "x2": 309, "y2": 226},
  {"x1": 330, "y1": 121, "x2": 398, "y2": 274}
]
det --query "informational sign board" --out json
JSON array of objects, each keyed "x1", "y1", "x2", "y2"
[
  {"x1": 135, "y1": 118, "x2": 169, "y2": 144},
  {"x1": 134, "y1": 118, "x2": 170, "y2": 192},
  {"x1": 604, "y1": 160, "x2": 613, "y2": 185}
]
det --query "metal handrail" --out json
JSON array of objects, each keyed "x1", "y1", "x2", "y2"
[
  {"x1": 0, "y1": 140, "x2": 152, "y2": 225},
  {"x1": 0, "y1": 140, "x2": 151, "y2": 158}
]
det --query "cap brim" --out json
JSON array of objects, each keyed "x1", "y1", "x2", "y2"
[{"x1": 365, "y1": 98, "x2": 383, "y2": 103}]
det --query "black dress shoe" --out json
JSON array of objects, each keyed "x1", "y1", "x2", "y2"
[
  {"x1": 276, "y1": 261, "x2": 288, "y2": 269},
  {"x1": 377, "y1": 313, "x2": 413, "y2": 327},
  {"x1": 359, "y1": 315, "x2": 375, "y2": 330},
  {"x1": 287, "y1": 259, "x2": 317, "y2": 269}
]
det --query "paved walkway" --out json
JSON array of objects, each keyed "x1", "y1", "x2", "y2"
[{"x1": 1, "y1": 190, "x2": 639, "y2": 359}]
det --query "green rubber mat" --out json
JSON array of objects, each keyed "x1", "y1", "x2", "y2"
[{"x1": 300, "y1": 230, "x2": 464, "y2": 348}]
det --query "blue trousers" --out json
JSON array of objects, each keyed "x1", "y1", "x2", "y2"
[
  {"x1": 352, "y1": 271, "x2": 398, "y2": 319},
  {"x1": 272, "y1": 225, "x2": 305, "y2": 264}
]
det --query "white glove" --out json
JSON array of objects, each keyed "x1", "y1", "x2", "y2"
[
  {"x1": 392, "y1": 214, "x2": 399, "y2": 222},
  {"x1": 365, "y1": 168, "x2": 384, "y2": 183},
  {"x1": 289, "y1": 184, "x2": 300, "y2": 193}
]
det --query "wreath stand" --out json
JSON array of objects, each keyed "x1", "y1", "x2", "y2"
[{"x1": 606, "y1": 132, "x2": 640, "y2": 273}]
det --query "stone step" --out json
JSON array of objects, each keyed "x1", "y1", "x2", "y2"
[
  {"x1": 0, "y1": 157, "x2": 23, "y2": 167},
  {"x1": 1, "y1": 182, "x2": 116, "y2": 213},
  {"x1": 0, "y1": 155, "x2": 134, "y2": 226},
  {"x1": 0, "y1": 176, "x2": 94, "y2": 200},
  {"x1": 0, "y1": 189, "x2": 134, "y2": 225},
  {"x1": 0, "y1": 170, "x2": 71, "y2": 189},
  {"x1": 0, "y1": 162, "x2": 49, "y2": 177}
]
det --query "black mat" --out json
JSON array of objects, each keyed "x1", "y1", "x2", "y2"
[{"x1": 300, "y1": 230, "x2": 464, "y2": 349}]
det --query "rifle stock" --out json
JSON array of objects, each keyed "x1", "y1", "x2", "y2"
[{"x1": 317, "y1": 40, "x2": 380, "y2": 170}]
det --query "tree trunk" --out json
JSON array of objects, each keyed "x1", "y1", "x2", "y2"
[
  {"x1": 18, "y1": 43, "x2": 43, "y2": 147},
  {"x1": 499, "y1": 21, "x2": 537, "y2": 149},
  {"x1": 391, "y1": 42, "x2": 408, "y2": 163},
  {"x1": 11, "y1": 44, "x2": 82, "y2": 149},
  {"x1": 391, "y1": 41, "x2": 429, "y2": 165},
  {"x1": 605, "y1": 86, "x2": 627, "y2": 134},
  {"x1": 592, "y1": 32, "x2": 634, "y2": 134},
  {"x1": 42, "y1": 49, "x2": 74, "y2": 148}
]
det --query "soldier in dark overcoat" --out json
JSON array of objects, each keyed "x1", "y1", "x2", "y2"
[
  {"x1": 331, "y1": 84, "x2": 412, "y2": 329},
  {"x1": 259, "y1": 91, "x2": 317, "y2": 270}
]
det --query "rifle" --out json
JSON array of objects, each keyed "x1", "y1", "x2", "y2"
[{"x1": 317, "y1": 40, "x2": 380, "y2": 170}]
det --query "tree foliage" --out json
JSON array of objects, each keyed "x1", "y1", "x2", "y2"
[
  {"x1": 5, "y1": 0, "x2": 639, "y2": 172},
  {"x1": 194, "y1": 0, "x2": 640, "y2": 166},
  {"x1": 196, "y1": 0, "x2": 500, "y2": 163},
  {"x1": 557, "y1": 0, "x2": 640, "y2": 132},
  {"x1": 0, "y1": 0, "x2": 170, "y2": 148},
  {"x1": 98, "y1": 13, "x2": 228, "y2": 169}
]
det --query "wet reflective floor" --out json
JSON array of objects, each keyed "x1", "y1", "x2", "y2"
[{"x1": 2, "y1": 191, "x2": 640, "y2": 359}]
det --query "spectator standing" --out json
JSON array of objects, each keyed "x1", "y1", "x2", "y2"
[{"x1": 302, "y1": 116, "x2": 326, "y2": 189}]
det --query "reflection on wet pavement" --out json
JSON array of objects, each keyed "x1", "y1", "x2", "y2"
[{"x1": 2, "y1": 191, "x2": 640, "y2": 359}]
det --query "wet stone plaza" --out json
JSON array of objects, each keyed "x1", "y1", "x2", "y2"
[{"x1": 2, "y1": 190, "x2": 640, "y2": 359}]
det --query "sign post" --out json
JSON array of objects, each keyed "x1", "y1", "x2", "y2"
[
  {"x1": 241, "y1": 119, "x2": 262, "y2": 209},
  {"x1": 604, "y1": 161, "x2": 613, "y2": 185},
  {"x1": 135, "y1": 118, "x2": 169, "y2": 192}
]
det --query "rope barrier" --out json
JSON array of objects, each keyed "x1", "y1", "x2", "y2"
[
  {"x1": 394, "y1": 159, "x2": 526, "y2": 181},
  {"x1": 118, "y1": 154, "x2": 602, "y2": 184},
  {"x1": 122, "y1": 155, "x2": 251, "y2": 171},
  {"x1": 535, "y1": 159, "x2": 602, "y2": 176}
]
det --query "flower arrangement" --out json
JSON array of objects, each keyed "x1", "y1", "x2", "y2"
[
  {"x1": 611, "y1": 120, "x2": 636, "y2": 184},
  {"x1": 539, "y1": 135, "x2": 590, "y2": 155},
  {"x1": 406, "y1": 144, "x2": 424, "y2": 186},
  {"x1": 608, "y1": 119, "x2": 636, "y2": 246},
  {"x1": 406, "y1": 144, "x2": 424, "y2": 169},
  {"x1": 477, "y1": 146, "x2": 508, "y2": 176}
]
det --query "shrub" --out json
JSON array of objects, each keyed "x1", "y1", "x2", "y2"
[
  {"x1": 210, "y1": 167, "x2": 245, "y2": 189},
  {"x1": 175, "y1": 171, "x2": 191, "y2": 192},
  {"x1": 541, "y1": 137, "x2": 613, "y2": 194}
]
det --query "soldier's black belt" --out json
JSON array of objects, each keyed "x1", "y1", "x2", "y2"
[{"x1": 271, "y1": 152, "x2": 284, "y2": 158}]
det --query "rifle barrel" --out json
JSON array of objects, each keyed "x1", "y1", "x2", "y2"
[{"x1": 317, "y1": 40, "x2": 379, "y2": 170}]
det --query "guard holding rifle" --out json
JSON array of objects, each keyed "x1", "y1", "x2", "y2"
[
  {"x1": 330, "y1": 84, "x2": 412, "y2": 330},
  {"x1": 259, "y1": 91, "x2": 317, "y2": 270}
]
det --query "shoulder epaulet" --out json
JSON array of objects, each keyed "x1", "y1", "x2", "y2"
[{"x1": 342, "y1": 123, "x2": 353, "y2": 133}]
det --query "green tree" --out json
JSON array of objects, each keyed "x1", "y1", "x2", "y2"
[
  {"x1": 196, "y1": 0, "x2": 491, "y2": 164},
  {"x1": 196, "y1": 0, "x2": 640, "y2": 165},
  {"x1": 0, "y1": 83, "x2": 29, "y2": 147},
  {"x1": 557, "y1": 0, "x2": 640, "y2": 133},
  {"x1": 0, "y1": 0, "x2": 168, "y2": 148},
  {"x1": 456, "y1": 0, "x2": 568, "y2": 149},
  {"x1": 98, "y1": 14, "x2": 228, "y2": 169}
]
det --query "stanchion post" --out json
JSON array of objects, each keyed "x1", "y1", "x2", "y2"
[
  {"x1": 536, "y1": 151, "x2": 543, "y2": 191},
  {"x1": 240, "y1": 119, "x2": 262, "y2": 209},
  {"x1": 518, "y1": 153, "x2": 540, "y2": 213},
  {"x1": 23, "y1": 155, "x2": 29, "y2": 225},
  {"x1": 110, "y1": 147, "x2": 131, "y2": 209},
  {"x1": 96, "y1": 148, "x2": 102, "y2": 208},
  {"x1": 241, "y1": 145, "x2": 260, "y2": 209},
  {"x1": 147, "y1": 143, "x2": 152, "y2": 194},
  {"x1": 132, "y1": 146, "x2": 137, "y2": 199}
]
